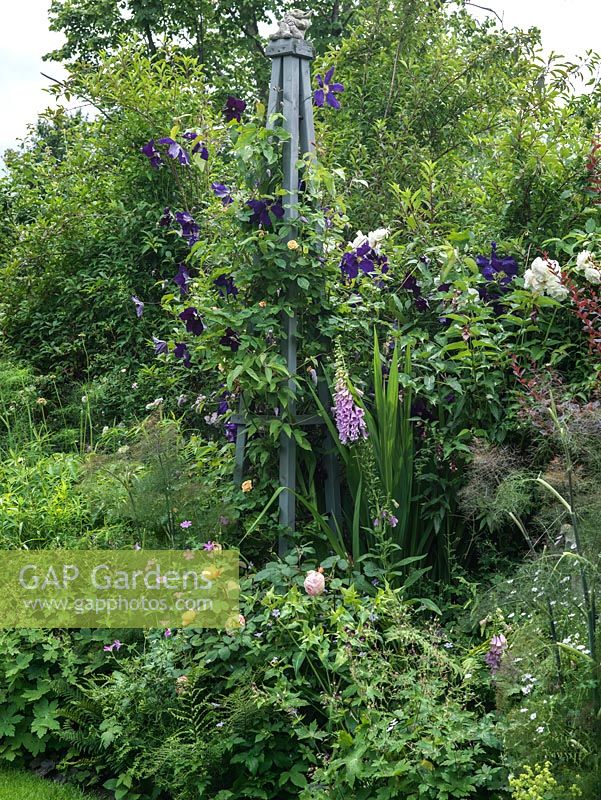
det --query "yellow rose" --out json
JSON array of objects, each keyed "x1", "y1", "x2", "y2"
[
  {"x1": 287, "y1": 239, "x2": 299, "y2": 250},
  {"x1": 241, "y1": 479, "x2": 253, "y2": 493}
]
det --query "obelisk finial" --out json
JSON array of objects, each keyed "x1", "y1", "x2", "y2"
[{"x1": 269, "y1": 8, "x2": 313, "y2": 40}]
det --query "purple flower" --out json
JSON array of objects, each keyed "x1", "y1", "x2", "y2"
[
  {"x1": 180, "y1": 520, "x2": 192, "y2": 529},
  {"x1": 153, "y1": 336, "x2": 168, "y2": 355},
  {"x1": 211, "y1": 182, "x2": 233, "y2": 205},
  {"x1": 158, "y1": 137, "x2": 190, "y2": 166},
  {"x1": 158, "y1": 206, "x2": 173, "y2": 227},
  {"x1": 224, "y1": 95, "x2": 246, "y2": 123},
  {"x1": 340, "y1": 241, "x2": 389, "y2": 280},
  {"x1": 174, "y1": 211, "x2": 200, "y2": 247},
  {"x1": 220, "y1": 327, "x2": 240, "y2": 351},
  {"x1": 484, "y1": 633, "x2": 507, "y2": 675},
  {"x1": 203, "y1": 541, "x2": 218, "y2": 551},
  {"x1": 214, "y1": 274, "x2": 238, "y2": 297},
  {"x1": 476, "y1": 242, "x2": 518, "y2": 285},
  {"x1": 164, "y1": 628, "x2": 172, "y2": 637},
  {"x1": 182, "y1": 131, "x2": 209, "y2": 160},
  {"x1": 131, "y1": 295, "x2": 144, "y2": 318},
  {"x1": 173, "y1": 263, "x2": 192, "y2": 297},
  {"x1": 179, "y1": 306, "x2": 205, "y2": 336},
  {"x1": 141, "y1": 139, "x2": 162, "y2": 168},
  {"x1": 219, "y1": 515, "x2": 229, "y2": 526},
  {"x1": 332, "y1": 372, "x2": 368, "y2": 445},
  {"x1": 174, "y1": 342, "x2": 192, "y2": 367},
  {"x1": 314, "y1": 67, "x2": 344, "y2": 109},
  {"x1": 373, "y1": 509, "x2": 398, "y2": 528},
  {"x1": 133, "y1": 542, "x2": 141, "y2": 550},
  {"x1": 103, "y1": 639, "x2": 122, "y2": 653},
  {"x1": 401, "y1": 272, "x2": 429, "y2": 311},
  {"x1": 246, "y1": 198, "x2": 284, "y2": 228},
  {"x1": 224, "y1": 421, "x2": 237, "y2": 442}
]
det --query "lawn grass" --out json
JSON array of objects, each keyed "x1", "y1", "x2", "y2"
[{"x1": 0, "y1": 770, "x2": 90, "y2": 800}]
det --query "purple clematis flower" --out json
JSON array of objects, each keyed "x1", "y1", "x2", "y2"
[
  {"x1": 174, "y1": 342, "x2": 192, "y2": 368},
  {"x1": 141, "y1": 139, "x2": 162, "y2": 168},
  {"x1": 175, "y1": 211, "x2": 200, "y2": 247},
  {"x1": 224, "y1": 95, "x2": 246, "y2": 123},
  {"x1": 214, "y1": 274, "x2": 238, "y2": 297},
  {"x1": 182, "y1": 131, "x2": 209, "y2": 160},
  {"x1": 158, "y1": 206, "x2": 173, "y2": 227},
  {"x1": 153, "y1": 336, "x2": 168, "y2": 355},
  {"x1": 314, "y1": 67, "x2": 344, "y2": 109},
  {"x1": 246, "y1": 198, "x2": 284, "y2": 228},
  {"x1": 211, "y1": 182, "x2": 233, "y2": 205},
  {"x1": 179, "y1": 306, "x2": 205, "y2": 336},
  {"x1": 220, "y1": 327, "x2": 240, "y2": 352},
  {"x1": 476, "y1": 242, "x2": 518, "y2": 285},
  {"x1": 158, "y1": 137, "x2": 191, "y2": 166},
  {"x1": 173, "y1": 263, "x2": 192, "y2": 297},
  {"x1": 340, "y1": 241, "x2": 388, "y2": 280},
  {"x1": 224, "y1": 421, "x2": 238, "y2": 442},
  {"x1": 401, "y1": 272, "x2": 429, "y2": 311},
  {"x1": 131, "y1": 295, "x2": 144, "y2": 318}
]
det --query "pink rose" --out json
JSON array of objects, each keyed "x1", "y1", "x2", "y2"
[{"x1": 304, "y1": 570, "x2": 325, "y2": 596}]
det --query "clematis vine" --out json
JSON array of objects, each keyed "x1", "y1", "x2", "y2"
[
  {"x1": 211, "y1": 182, "x2": 234, "y2": 205},
  {"x1": 153, "y1": 336, "x2": 168, "y2": 355},
  {"x1": 141, "y1": 139, "x2": 162, "y2": 168},
  {"x1": 174, "y1": 342, "x2": 192, "y2": 367},
  {"x1": 158, "y1": 137, "x2": 190, "y2": 166},
  {"x1": 224, "y1": 95, "x2": 246, "y2": 123},
  {"x1": 173, "y1": 263, "x2": 192, "y2": 297},
  {"x1": 214, "y1": 274, "x2": 238, "y2": 297},
  {"x1": 175, "y1": 211, "x2": 200, "y2": 247},
  {"x1": 179, "y1": 306, "x2": 205, "y2": 336},
  {"x1": 131, "y1": 295, "x2": 144, "y2": 318},
  {"x1": 158, "y1": 206, "x2": 173, "y2": 227},
  {"x1": 182, "y1": 131, "x2": 209, "y2": 160},
  {"x1": 340, "y1": 230, "x2": 389, "y2": 281},
  {"x1": 246, "y1": 198, "x2": 284, "y2": 228},
  {"x1": 220, "y1": 327, "x2": 240, "y2": 352},
  {"x1": 476, "y1": 242, "x2": 518, "y2": 285},
  {"x1": 314, "y1": 67, "x2": 344, "y2": 109}
]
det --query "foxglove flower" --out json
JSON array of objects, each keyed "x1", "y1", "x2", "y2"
[
  {"x1": 173, "y1": 263, "x2": 192, "y2": 297},
  {"x1": 158, "y1": 137, "x2": 191, "y2": 166},
  {"x1": 174, "y1": 342, "x2": 192, "y2": 367},
  {"x1": 332, "y1": 367, "x2": 368, "y2": 445},
  {"x1": 211, "y1": 182, "x2": 233, "y2": 205},
  {"x1": 182, "y1": 131, "x2": 209, "y2": 160},
  {"x1": 131, "y1": 295, "x2": 144, "y2": 318},
  {"x1": 141, "y1": 139, "x2": 162, "y2": 168},
  {"x1": 246, "y1": 198, "x2": 284, "y2": 228},
  {"x1": 175, "y1": 211, "x2": 200, "y2": 247},
  {"x1": 224, "y1": 95, "x2": 246, "y2": 123},
  {"x1": 179, "y1": 306, "x2": 205, "y2": 336},
  {"x1": 373, "y1": 509, "x2": 399, "y2": 528},
  {"x1": 153, "y1": 336, "x2": 168, "y2": 355},
  {"x1": 484, "y1": 633, "x2": 507, "y2": 675},
  {"x1": 314, "y1": 67, "x2": 344, "y2": 109},
  {"x1": 220, "y1": 327, "x2": 240, "y2": 351}
]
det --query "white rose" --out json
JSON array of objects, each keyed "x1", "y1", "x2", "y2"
[
  {"x1": 367, "y1": 228, "x2": 390, "y2": 249},
  {"x1": 350, "y1": 231, "x2": 368, "y2": 249},
  {"x1": 545, "y1": 280, "x2": 569, "y2": 300},
  {"x1": 576, "y1": 250, "x2": 594, "y2": 271},
  {"x1": 530, "y1": 257, "x2": 549, "y2": 279},
  {"x1": 584, "y1": 265, "x2": 601, "y2": 284}
]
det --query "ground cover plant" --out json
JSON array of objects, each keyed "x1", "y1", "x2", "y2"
[{"x1": 0, "y1": 0, "x2": 601, "y2": 797}]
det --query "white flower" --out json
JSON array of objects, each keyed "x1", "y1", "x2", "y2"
[
  {"x1": 576, "y1": 250, "x2": 594, "y2": 270},
  {"x1": 524, "y1": 256, "x2": 568, "y2": 300},
  {"x1": 350, "y1": 230, "x2": 368, "y2": 249},
  {"x1": 536, "y1": 725, "x2": 545, "y2": 734},
  {"x1": 584, "y1": 265, "x2": 601, "y2": 284},
  {"x1": 367, "y1": 228, "x2": 390, "y2": 249},
  {"x1": 145, "y1": 397, "x2": 163, "y2": 410},
  {"x1": 530, "y1": 712, "x2": 537, "y2": 720}
]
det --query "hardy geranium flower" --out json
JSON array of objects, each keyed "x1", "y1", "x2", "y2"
[
  {"x1": 141, "y1": 139, "x2": 162, "y2": 168},
  {"x1": 476, "y1": 242, "x2": 518, "y2": 285},
  {"x1": 158, "y1": 137, "x2": 190, "y2": 166},
  {"x1": 182, "y1": 131, "x2": 208, "y2": 160},
  {"x1": 246, "y1": 198, "x2": 284, "y2": 228},
  {"x1": 173, "y1": 263, "x2": 192, "y2": 297},
  {"x1": 174, "y1": 342, "x2": 192, "y2": 367},
  {"x1": 153, "y1": 336, "x2": 168, "y2": 355},
  {"x1": 314, "y1": 67, "x2": 344, "y2": 109},
  {"x1": 179, "y1": 306, "x2": 205, "y2": 336},
  {"x1": 211, "y1": 182, "x2": 233, "y2": 205},
  {"x1": 131, "y1": 295, "x2": 144, "y2": 318},
  {"x1": 103, "y1": 640, "x2": 122, "y2": 653},
  {"x1": 224, "y1": 95, "x2": 246, "y2": 122},
  {"x1": 175, "y1": 211, "x2": 200, "y2": 247},
  {"x1": 180, "y1": 520, "x2": 192, "y2": 529}
]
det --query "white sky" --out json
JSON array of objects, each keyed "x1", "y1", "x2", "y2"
[{"x1": 1, "y1": 0, "x2": 601, "y2": 158}]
